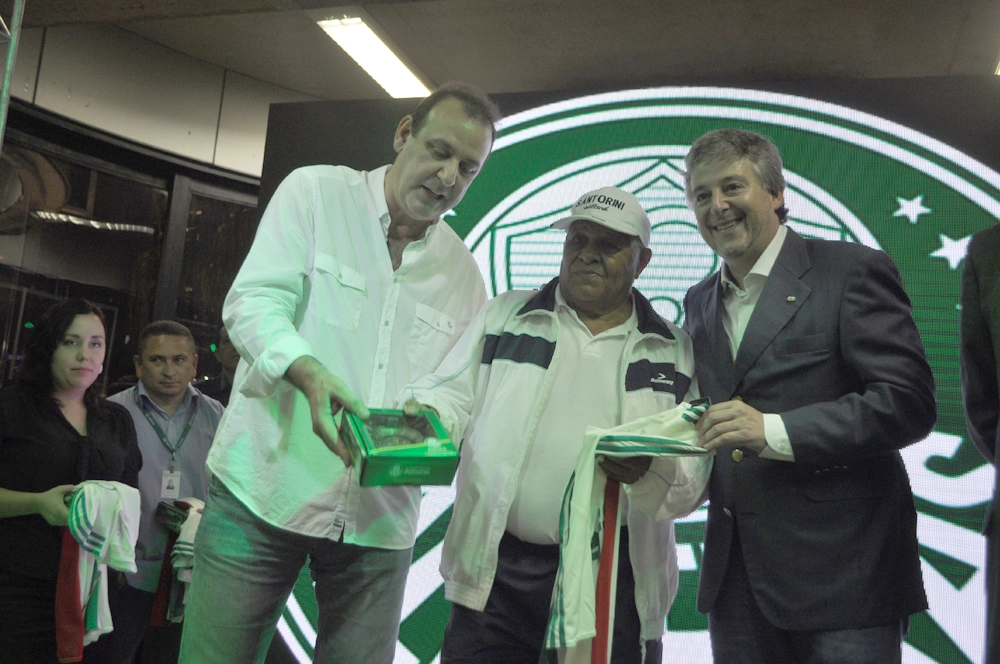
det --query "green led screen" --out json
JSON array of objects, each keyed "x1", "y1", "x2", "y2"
[{"x1": 266, "y1": 83, "x2": 999, "y2": 664}]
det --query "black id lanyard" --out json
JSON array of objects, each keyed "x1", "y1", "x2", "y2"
[{"x1": 134, "y1": 388, "x2": 198, "y2": 472}]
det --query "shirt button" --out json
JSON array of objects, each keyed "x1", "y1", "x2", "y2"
[
  {"x1": 724, "y1": 508, "x2": 732, "y2": 517},
  {"x1": 732, "y1": 449, "x2": 744, "y2": 462},
  {"x1": 384, "y1": 320, "x2": 390, "y2": 326},
  {"x1": 378, "y1": 363, "x2": 384, "y2": 370},
  {"x1": 393, "y1": 277, "x2": 400, "y2": 284}
]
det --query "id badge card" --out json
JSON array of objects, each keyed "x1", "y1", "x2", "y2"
[{"x1": 161, "y1": 470, "x2": 181, "y2": 500}]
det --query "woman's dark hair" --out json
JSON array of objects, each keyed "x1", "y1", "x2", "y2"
[{"x1": 19, "y1": 298, "x2": 108, "y2": 414}]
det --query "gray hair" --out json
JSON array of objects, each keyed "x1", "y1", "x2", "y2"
[{"x1": 683, "y1": 128, "x2": 789, "y2": 223}]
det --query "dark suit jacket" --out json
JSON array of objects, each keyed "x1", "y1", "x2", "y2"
[
  {"x1": 959, "y1": 223, "x2": 1000, "y2": 664},
  {"x1": 683, "y1": 228, "x2": 935, "y2": 631}
]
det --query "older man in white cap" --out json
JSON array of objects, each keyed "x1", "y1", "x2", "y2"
[{"x1": 404, "y1": 186, "x2": 697, "y2": 663}]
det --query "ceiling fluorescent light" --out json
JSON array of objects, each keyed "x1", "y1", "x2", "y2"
[{"x1": 318, "y1": 16, "x2": 430, "y2": 98}]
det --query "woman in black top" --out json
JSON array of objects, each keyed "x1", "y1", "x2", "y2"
[{"x1": 0, "y1": 298, "x2": 142, "y2": 663}]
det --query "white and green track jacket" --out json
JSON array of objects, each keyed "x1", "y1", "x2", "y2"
[{"x1": 404, "y1": 277, "x2": 703, "y2": 639}]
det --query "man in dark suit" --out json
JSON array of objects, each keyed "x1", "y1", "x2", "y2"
[
  {"x1": 960, "y1": 223, "x2": 1000, "y2": 664},
  {"x1": 681, "y1": 128, "x2": 936, "y2": 663}
]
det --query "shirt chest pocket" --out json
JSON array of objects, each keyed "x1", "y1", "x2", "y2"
[
  {"x1": 406, "y1": 303, "x2": 455, "y2": 372},
  {"x1": 311, "y1": 252, "x2": 367, "y2": 331}
]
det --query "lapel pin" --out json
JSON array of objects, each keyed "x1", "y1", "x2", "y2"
[{"x1": 787, "y1": 296, "x2": 797, "y2": 302}]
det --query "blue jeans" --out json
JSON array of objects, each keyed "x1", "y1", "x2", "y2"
[{"x1": 178, "y1": 477, "x2": 412, "y2": 664}]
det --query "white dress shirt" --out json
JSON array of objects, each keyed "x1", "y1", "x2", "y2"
[
  {"x1": 206, "y1": 164, "x2": 487, "y2": 549},
  {"x1": 719, "y1": 224, "x2": 794, "y2": 461}
]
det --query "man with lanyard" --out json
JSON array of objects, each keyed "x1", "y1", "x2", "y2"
[{"x1": 106, "y1": 320, "x2": 224, "y2": 664}]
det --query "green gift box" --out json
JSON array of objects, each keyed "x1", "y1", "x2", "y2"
[{"x1": 338, "y1": 408, "x2": 458, "y2": 486}]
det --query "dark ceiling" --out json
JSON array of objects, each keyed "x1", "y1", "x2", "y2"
[{"x1": 7, "y1": 0, "x2": 1000, "y2": 99}]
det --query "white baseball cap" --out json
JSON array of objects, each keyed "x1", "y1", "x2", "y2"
[{"x1": 550, "y1": 186, "x2": 650, "y2": 247}]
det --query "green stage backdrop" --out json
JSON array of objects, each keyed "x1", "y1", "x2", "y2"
[{"x1": 269, "y1": 85, "x2": 999, "y2": 664}]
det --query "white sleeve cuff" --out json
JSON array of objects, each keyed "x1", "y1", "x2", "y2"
[{"x1": 760, "y1": 413, "x2": 795, "y2": 461}]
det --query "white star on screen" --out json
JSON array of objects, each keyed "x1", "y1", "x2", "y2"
[
  {"x1": 893, "y1": 195, "x2": 932, "y2": 224},
  {"x1": 929, "y1": 234, "x2": 971, "y2": 270}
]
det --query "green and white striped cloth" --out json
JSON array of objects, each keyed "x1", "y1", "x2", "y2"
[
  {"x1": 68, "y1": 480, "x2": 141, "y2": 645},
  {"x1": 544, "y1": 402, "x2": 712, "y2": 664}
]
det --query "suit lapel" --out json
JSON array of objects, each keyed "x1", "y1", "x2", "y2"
[
  {"x1": 700, "y1": 273, "x2": 736, "y2": 397},
  {"x1": 733, "y1": 229, "x2": 812, "y2": 389}
]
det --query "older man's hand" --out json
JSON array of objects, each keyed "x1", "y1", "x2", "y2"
[
  {"x1": 696, "y1": 399, "x2": 767, "y2": 453},
  {"x1": 599, "y1": 456, "x2": 653, "y2": 484}
]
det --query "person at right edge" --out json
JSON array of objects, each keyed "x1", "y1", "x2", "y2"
[
  {"x1": 959, "y1": 222, "x2": 1000, "y2": 664},
  {"x1": 682, "y1": 127, "x2": 936, "y2": 664}
]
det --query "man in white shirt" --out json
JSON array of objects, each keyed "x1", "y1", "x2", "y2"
[
  {"x1": 178, "y1": 83, "x2": 500, "y2": 664},
  {"x1": 682, "y1": 128, "x2": 935, "y2": 663},
  {"x1": 405, "y1": 187, "x2": 698, "y2": 663}
]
